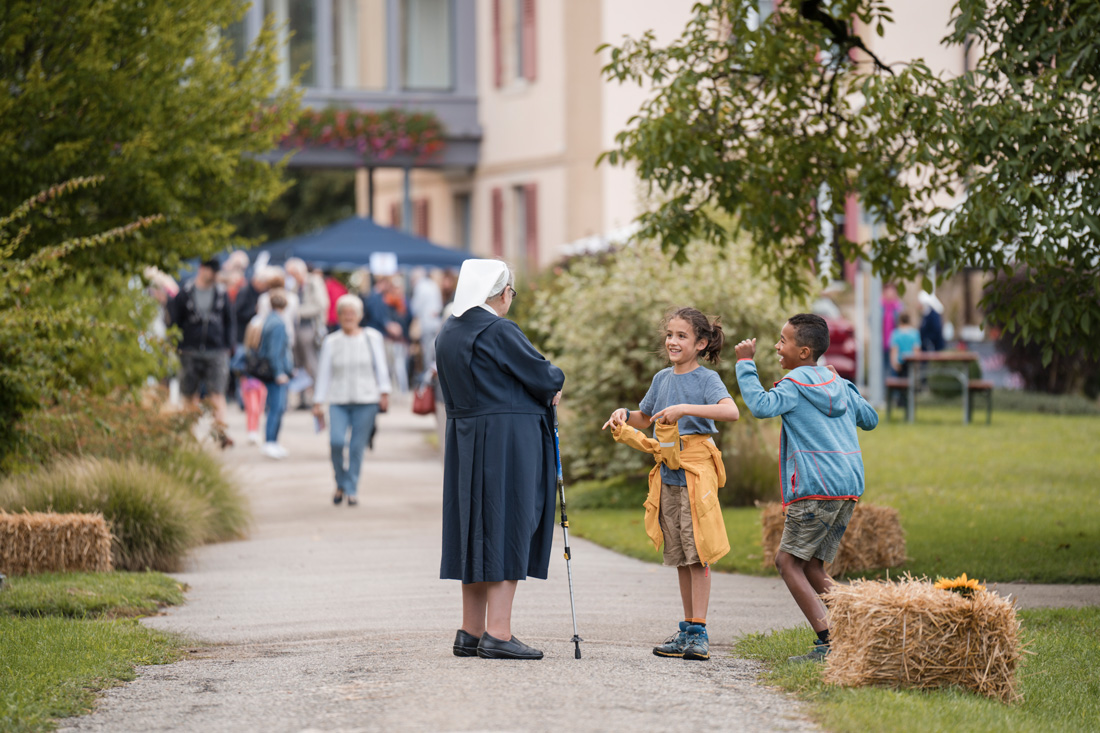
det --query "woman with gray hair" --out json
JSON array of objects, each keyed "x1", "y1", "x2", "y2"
[
  {"x1": 312, "y1": 294, "x2": 392, "y2": 506},
  {"x1": 436, "y1": 260, "x2": 564, "y2": 660}
]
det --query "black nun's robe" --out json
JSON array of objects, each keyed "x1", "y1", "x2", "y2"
[{"x1": 436, "y1": 306, "x2": 565, "y2": 583}]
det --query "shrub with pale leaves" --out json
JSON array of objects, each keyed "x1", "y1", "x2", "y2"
[{"x1": 531, "y1": 238, "x2": 797, "y2": 500}]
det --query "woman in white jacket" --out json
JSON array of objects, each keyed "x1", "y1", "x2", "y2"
[{"x1": 312, "y1": 295, "x2": 392, "y2": 506}]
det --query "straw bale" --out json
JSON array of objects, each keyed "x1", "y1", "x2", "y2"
[
  {"x1": 0, "y1": 511, "x2": 113, "y2": 575},
  {"x1": 760, "y1": 502, "x2": 906, "y2": 576},
  {"x1": 823, "y1": 577, "x2": 1022, "y2": 703}
]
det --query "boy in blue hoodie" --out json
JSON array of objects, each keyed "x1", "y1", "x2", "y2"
[{"x1": 734, "y1": 314, "x2": 878, "y2": 662}]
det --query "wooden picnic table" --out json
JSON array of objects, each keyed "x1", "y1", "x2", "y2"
[{"x1": 899, "y1": 351, "x2": 983, "y2": 424}]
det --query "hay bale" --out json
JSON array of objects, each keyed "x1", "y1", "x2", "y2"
[
  {"x1": 823, "y1": 577, "x2": 1022, "y2": 702},
  {"x1": 759, "y1": 501, "x2": 907, "y2": 576},
  {"x1": 0, "y1": 511, "x2": 113, "y2": 575}
]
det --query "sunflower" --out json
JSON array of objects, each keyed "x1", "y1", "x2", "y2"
[{"x1": 934, "y1": 573, "x2": 987, "y2": 598}]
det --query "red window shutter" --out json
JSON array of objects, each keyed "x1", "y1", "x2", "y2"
[
  {"x1": 390, "y1": 202, "x2": 401, "y2": 229},
  {"x1": 415, "y1": 199, "x2": 430, "y2": 238},
  {"x1": 491, "y1": 187, "x2": 504, "y2": 257},
  {"x1": 492, "y1": 0, "x2": 503, "y2": 88},
  {"x1": 522, "y1": 0, "x2": 537, "y2": 82},
  {"x1": 524, "y1": 183, "x2": 538, "y2": 266}
]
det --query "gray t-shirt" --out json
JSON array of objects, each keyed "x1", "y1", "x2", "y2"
[
  {"x1": 639, "y1": 366, "x2": 731, "y2": 486},
  {"x1": 193, "y1": 285, "x2": 215, "y2": 319}
]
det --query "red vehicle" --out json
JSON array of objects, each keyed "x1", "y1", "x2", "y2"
[{"x1": 812, "y1": 298, "x2": 857, "y2": 381}]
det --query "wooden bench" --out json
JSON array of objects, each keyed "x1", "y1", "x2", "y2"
[
  {"x1": 967, "y1": 379, "x2": 993, "y2": 425},
  {"x1": 885, "y1": 377, "x2": 993, "y2": 424},
  {"x1": 885, "y1": 377, "x2": 911, "y2": 421}
]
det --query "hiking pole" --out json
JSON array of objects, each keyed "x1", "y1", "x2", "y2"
[{"x1": 553, "y1": 407, "x2": 583, "y2": 659}]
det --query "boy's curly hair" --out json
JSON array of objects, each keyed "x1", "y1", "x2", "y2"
[{"x1": 787, "y1": 313, "x2": 830, "y2": 361}]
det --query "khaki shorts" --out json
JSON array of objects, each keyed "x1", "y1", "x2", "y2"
[
  {"x1": 779, "y1": 499, "x2": 856, "y2": 563},
  {"x1": 658, "y1": 482, "x2": 700, "y2": 567}
]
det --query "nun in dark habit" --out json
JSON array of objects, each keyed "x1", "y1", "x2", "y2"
[{"x1": 436, "y1": 259, "x2": 564, "y2": 660}]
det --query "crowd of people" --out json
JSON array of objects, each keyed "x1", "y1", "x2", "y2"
[{"x1": 153, "y1": 252, "x2": 458, "y2": 465}]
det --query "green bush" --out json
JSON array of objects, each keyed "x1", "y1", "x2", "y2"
[
  {"x1": 720, "y1": 408, "x2": 782, "y2": 506},
  {"x1": 0, "y1": 458, "x2": 206, "y2": 572},
  {"x1": 4, "y1": 390, "x2": 199, "y2": 475},
  {"x1": 530, "y1": 238, "x2": 795, "y2": 485},
  {"x1": 926, "y1": 360, "x2": 983, "y2": 398}
]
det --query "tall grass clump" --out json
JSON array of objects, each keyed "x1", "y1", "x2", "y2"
[
  {"x1": 0, "y1": 458, "x2": 206, "y2": 571},
  {"x1": 159, "y1": 446, "x2": 249, "y2": 542}
]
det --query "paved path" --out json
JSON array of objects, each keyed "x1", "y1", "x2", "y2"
[{"x1": 58, "y1": 399, "x2": 1100, "y2": 733}]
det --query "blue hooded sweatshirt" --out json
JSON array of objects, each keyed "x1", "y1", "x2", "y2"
[{"x1": 735, "y1": 361, "x2": 879, "y2": 506}]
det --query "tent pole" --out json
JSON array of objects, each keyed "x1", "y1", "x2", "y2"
[{"x1": 368, "y1": 167, "x2": 375, "y2": 221}]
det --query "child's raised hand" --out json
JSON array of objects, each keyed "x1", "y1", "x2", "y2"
[
  {"x1": 734, "y1": 338, "x2": 757, "y2": 360},
  {"x1": 601, "y1": 408, "x2": 629, "y2": 431}
]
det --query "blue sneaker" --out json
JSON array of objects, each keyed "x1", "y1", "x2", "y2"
[
  {"x1": 653, "y1": 621, "x2": 690, "y2": 657},
  {"x1": 682, "y1": 624, "x2": 709, "y2": 661}
]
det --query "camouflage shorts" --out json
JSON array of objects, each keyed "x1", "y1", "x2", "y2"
[{"x1": 778, "y1": 499, "x2": 856, "y2": 563}]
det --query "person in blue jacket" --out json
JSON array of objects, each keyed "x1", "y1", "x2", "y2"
[
  {"x1": 436, "y1": 259, "x2": 564, "y2": 661},
  {"x1": 734, "y1": 314, "x2": 878, "y2": 663},
  {"x1": 257, "y1": 289, "x2": 294, "y2": 459}
]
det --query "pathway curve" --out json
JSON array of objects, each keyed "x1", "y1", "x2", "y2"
[{"x1": 58, "y1": 399, "x2": 1099, "y2": 733}]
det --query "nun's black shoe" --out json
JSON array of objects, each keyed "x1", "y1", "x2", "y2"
[
  {"x1": 476, "y1": 632, "x2": 544, "y2": 660},
  {"x1": 453, "y1": 629, "x2": 480, "y2": 657}
]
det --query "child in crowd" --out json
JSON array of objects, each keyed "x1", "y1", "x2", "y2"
[
  {"x1": 889, "y1": 312, "x2": 922, "y2": 376},
  {"x1": 733, "y1": 314, "x2": 878, "y2": 662},
  {"x1": 602, "y1": 307, "x2": 739, "y2": 661},
  {"x1": 239, "y1": 375, "x2": 267, "y2": 445}
]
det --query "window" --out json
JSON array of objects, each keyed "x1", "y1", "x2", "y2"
[
  {"x1": 266, "y1": 0, "x2": 317, "y2": 87},
  {"x1": 453, "y1": 193, "x2": 472, "y2": 251},
  {"x1": 413, "y1": 199, "x2": 430, "y2": 238},
  {"x1": 390, "y1": 202, "x2": 402, "y2": 229},
  {"x1": 513, "y1": 183, "x2": 538, "y2": 268},
  {"x1": 513, "y1": 184, "x2": 527, "y2": 265},
  {"x1": 491, "y1": 188, "x2": 504, "y2": 257},
  {"x1": 223, "y1": 16, "x2": 248, "y2": 64},
  {"x1": 333, "y1": 0, "x2": 387, "y2": 90},
  {"x1": 403, "y1": 0, "x2": 452, "y2": 90},
  {"x1": 493, "y1": 0, "x2": 536, "y2": 87}
]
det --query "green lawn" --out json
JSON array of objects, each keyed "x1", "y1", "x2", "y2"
[
  {"x1": 570, "y1": 407, "x2": 1100, "y2": 583},
  {"x1": 0, "y1": 572, "x2": 185, "y2": 733},
  {"x1": 734, "y1": 607, "x2": 1100, "y2": 733},
  {"x1": 0, "y1": 571, "x2": 185, "y2": 618}
]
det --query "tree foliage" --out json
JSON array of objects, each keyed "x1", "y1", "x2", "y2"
[
  {"x1": 601, "y1": 0, "x2": 1100, "y2": 365},
  {"x1": 529, "y1": 238, "x2": 793, "y2": 485},
  {"x1": 0, "y1": 0, "x2": 300, "y2": 274},
  {"x1": 0, "y1": 179, "x2": 165, "y2": 462}
]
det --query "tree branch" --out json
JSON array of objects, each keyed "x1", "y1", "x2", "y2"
[{"x1": 799, "y1": 0, "x2": 893, "y2": 75}]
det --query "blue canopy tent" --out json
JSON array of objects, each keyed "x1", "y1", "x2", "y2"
[{"x1": 258, "y1": 216, "x2": 471, "y2": 271}]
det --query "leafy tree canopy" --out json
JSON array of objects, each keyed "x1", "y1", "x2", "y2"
[
  {"x1": 0, "y1": 0, "x2": 300, "y2": 274},
  {"x1": 601, "y1": 0, "x2": 1100, "y2": 364}
]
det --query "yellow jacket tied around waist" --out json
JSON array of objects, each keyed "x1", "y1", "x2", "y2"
[{"x1": 611, "y1": 421, "x2": 730, "y2": 565}]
